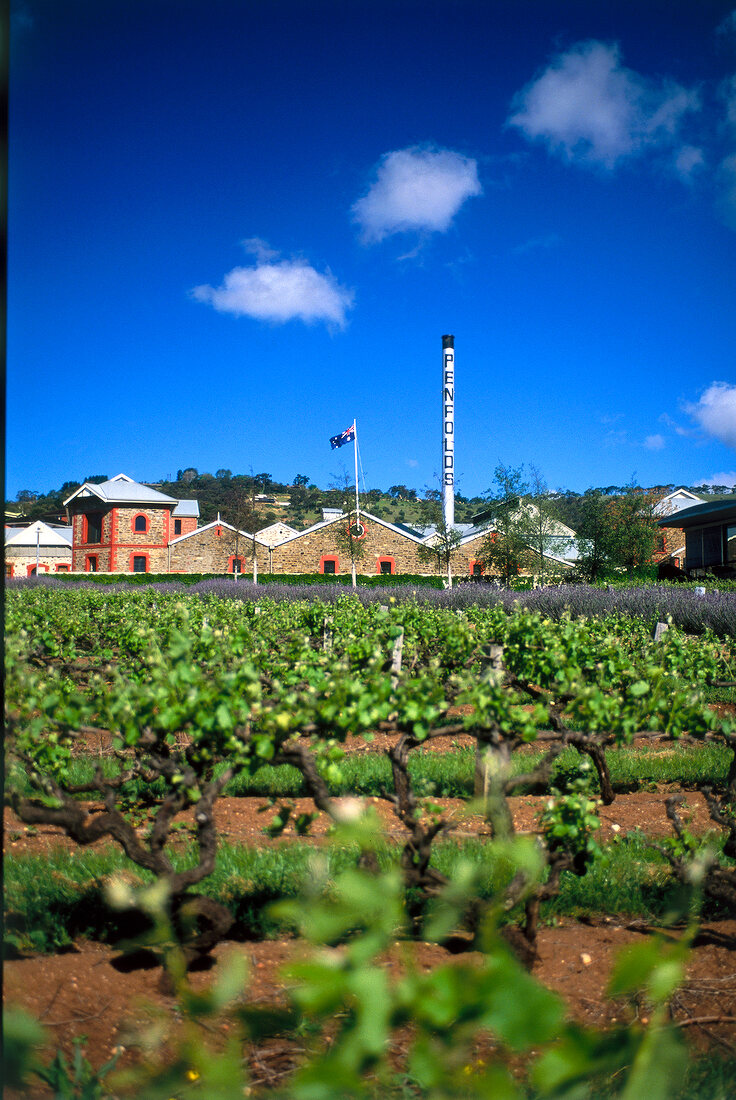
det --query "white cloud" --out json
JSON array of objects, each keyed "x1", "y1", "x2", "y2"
[
  {"x1": 674, "y1": 145, "x2": 705, "y2": 180},
  {"x1": 717, "y1": 10, "x2": 736, "y2": 38},
  {"x1": 192, "y1": 246, "x2": 353, "y2": 328},
  {"x1": 513, "y1": 232, "x2": 562, "y2": 254},
  {"x1": 694, "y1": 471, "x2": 736, "y2": 488},
  {"x1": 659, "y1": 411, "x2": 698, "y2": 438},
  {"x1": 644, "y1": 434, "x2": 665, "y2": 451},
  {"x1": 722, "y1": 75, "x2": 736, "y2": 129},
  {"x1": 685, "y1": 382, "x2": 736, "y2": 449},
  {"x1": 508, "y1": 41, "x2": 699, "y2": 169},
  {"x1": 352, "y1": 146, "x2": 482, "y2": 243},
  {"x1": 716, "y1": 153, "x2": 736, "y2": 228}
]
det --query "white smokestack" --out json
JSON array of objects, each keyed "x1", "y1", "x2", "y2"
[{"x1": 441, "y1": 334, "x2": 455, "y2": 529}]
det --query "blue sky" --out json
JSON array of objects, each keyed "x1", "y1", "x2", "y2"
[{"x1": 7, "y1": 0, "x2": 736, "y2": 500}]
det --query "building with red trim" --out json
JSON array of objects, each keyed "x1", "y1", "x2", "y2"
[{"x1": 63, "y1": 474, "x2": 199, "y2": 573}]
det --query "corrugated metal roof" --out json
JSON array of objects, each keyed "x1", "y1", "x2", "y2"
[
  {"x1": 172, "y1": 499, "x2": 200, "y2": 517},
  {"x1": 64, "y1": 473, "x2": 178, "y2": 507}
]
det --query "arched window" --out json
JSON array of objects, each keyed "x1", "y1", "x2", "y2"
[{"x1": 133, "y1": 514, "x2": 148, "y2": 533}]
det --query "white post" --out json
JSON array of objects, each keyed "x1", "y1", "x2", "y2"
[
  {"x1": 35, "y1": 525, "x2": 40, "y2": 576},
  {"x1": 253, "y1": 555, "x2": 258, "y2": 585},
  {"x1": 352, "y1": 418, "x2": 360, "y2": 589},
  {"x1": 352, "y1": 419, "x2": 360, "y2": 529}
]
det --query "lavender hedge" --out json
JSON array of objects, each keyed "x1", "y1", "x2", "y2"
[{"x1": 9, "y1": 576, "x2": 736, "y2": 637}]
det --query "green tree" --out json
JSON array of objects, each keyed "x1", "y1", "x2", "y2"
[
  {"x1": 220, "y1": 482, "x2": 258, "y2": 576},
  {"x1": 480, "y1": 464, "x2": 536, "y2": 584},
  {"x1": 575, "y1": 490, "x2": 611, "y2": 581},
  {"x1": 526, "y1": 465, "x2": 572, "y2": 584},
  {"x1": 418, "y1": 506, "x2": 462, "y2": 586},
  {"x1": 605, "y1": 484, "x2": 659, "y2": 573}
]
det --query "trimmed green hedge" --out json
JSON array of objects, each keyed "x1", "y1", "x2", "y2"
[{"x1": 50, "y1": 571, "x2": 447, "y2": 588}]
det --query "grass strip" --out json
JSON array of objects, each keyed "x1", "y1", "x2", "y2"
[
  {"x1": 14, "y1": 742, "x2": 730, "y2": 803},
  {"x1": 6, "y1": 832, "x2": 731, "y2": 956}
]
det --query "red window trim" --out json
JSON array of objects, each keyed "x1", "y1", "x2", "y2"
[
  {"x1": 27, "y1": 563, "x2": 49, "y2": 576},
  {"x1": 55, "y1": 564, "x2": 71, "y2": 572},
  {"x1": 130, "y1": 552, "x2": 149, "y2": 573},
  {"x1": 319, "y1": 555, "x2": 339, "y2": 574},
  {"x1": 132, "y1": 512, "x2": 149, "y2": 533},
  {"x1": 376, "y1": 556, "x2": 395, "y2": 575},
  {"x1": 85, "y1": 555, "x2": 98, "y2": 572},
  {"x1": 6, "y1": 563, "x2": 15, "y2": 577},
  {"x1": 228, "y1": 555, "x2": 246, "y2": 573},
  {"x1": 469, "y1": 560, "x2": 484, "y2": 575}
]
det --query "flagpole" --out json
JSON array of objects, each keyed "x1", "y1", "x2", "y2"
[{"x1": 353, "y1": 419, "x2": 360, "y2": 530}]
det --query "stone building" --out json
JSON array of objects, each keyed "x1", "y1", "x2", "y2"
[
  {"x1": 255, "y1": 521, "x2": 300, "y2": 546},
  {"x1": 64, "y1": 474, "x2": 199, "y2": 573},
  {"x1": 169, "y1": 519, "x2": 269, "y2": 575},
  {"x1": 271, "y1": 512, "x2": 431, "y2": 575},
  {"x1": 51, "y1": 470, "x2": 575, "y2": 580},
  {"x1": 5, "y1": 520, "x2": 73, "y2": 576}
]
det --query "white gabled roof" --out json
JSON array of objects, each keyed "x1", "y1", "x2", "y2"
[
  {"x1": 64, "y1": 473, "x2": 178, "y2": 508},
  {"x1": 271, "y1": 510, "x2": 427, "y2": 548},
  {"x1": 5, "y1": 520, "x2": 74, "y2": 548},
  {"x1": 654, "y1": 489, "x2": 704, "y2": 516},
  {"x1": 168, "y1": 517, "x2": 267, "y2": 548}
]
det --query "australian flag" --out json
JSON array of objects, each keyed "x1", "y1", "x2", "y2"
[{"x1": 329, "y1": 424, "x2": 355, "y2": 449}]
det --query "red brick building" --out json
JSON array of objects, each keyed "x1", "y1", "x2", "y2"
[{"x1": 64, "y1": 474, "x2": 199, "y2": 573}]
